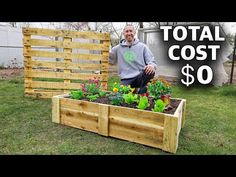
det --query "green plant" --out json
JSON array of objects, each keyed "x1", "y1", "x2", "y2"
[
  {"x1": 99, "y1": 90, "x2": 107, "y2": 97},
  {"x1": 108, "y1": 92, "x2": 124, "y2": 105},
  {"x1": 86, "y1": 94, "x2": 99, "y2": 101},
  {"x1": 152, "y1": 99, "x2": 166, "y2": 113},
  {"x1": 70, "y1": 89, "x2": 85, "y2": 100},
  {"x1": 81, "y1": 77, "x2": 101, "y2": 95},
  {"x1": 112, "y1": 82, "x2": 134, "y2": 94},
  {"x1": 123, "y1": 93, "x2": 139, "y2": 104},
  {"x1": 147, "y1": 79, "x2": 172, "y2": 100},
  {"x1": 137, "y1": 96, "x2": 150, "y2": 110}
]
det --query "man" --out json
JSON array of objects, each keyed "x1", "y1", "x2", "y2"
[{"x1": 109, "y1": 24, "x2": 157, "y2": 94}]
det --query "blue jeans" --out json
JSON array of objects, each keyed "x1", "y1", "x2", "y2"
[{"x1": 121, "y1": 70, "x2": 155, "y2": 94}]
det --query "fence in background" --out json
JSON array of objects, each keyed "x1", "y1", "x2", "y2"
[{"x1": 23, "y1": 27, "x2": 110, "y2": 98}]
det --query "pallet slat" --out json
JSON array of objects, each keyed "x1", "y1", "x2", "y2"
[
  {"x1": 28, "y1": 60, "x2": 107, "y2": 70},
  {"x1": 25, "y1": 70, "x2": 108, "y2": 81},
  {"x1": 24, "y1": 38, "x2": 109, "y2": 51},
  {"x1": 25, "y1": 90, "x2": 64, "y2": 98},
  {"x1": 24, "y1": 50, "x2": 108, "y2": 61},
  {"x1": 25, "y1": 81, "x2": 82, "y2": 90},
  {"x1": 23, "y1": 27, "x2": 110, "y2": 40}
]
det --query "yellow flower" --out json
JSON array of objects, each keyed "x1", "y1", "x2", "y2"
[
  {"x1": 131, "y1": 88, "x2": 135, "y2": 93},
  {"x1": 113, "y1": 88, "x2": 118, "y2": 92},
  {"x1": 114, "y1": 82, "x2": 117, "y2": 85},
  {"x1": 121, "y1": 85, "x2": 124, "y2": 87},
  {"x1": 128, "y1": 85, "x2": 131, "y2": 88}
]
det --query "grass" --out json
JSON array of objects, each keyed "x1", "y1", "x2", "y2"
[{"x1": 0, "y1": 75, "x2": 236, "y2": 154}]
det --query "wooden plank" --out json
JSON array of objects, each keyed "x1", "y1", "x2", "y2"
[
  {"x1": 25, "y1": 50, "x2": 109, "y2": 61},
  {"x1": 60, "y1": 98, "x2": 99, "y2": 114},
  {"x1": 25, "y1": 90, "x2": 64, "y2": 98},
  {"x1": 24, "y1": 38, "x2": 109, "y2": 51},
  {"x1": 181, "y1": 99, "x2": 187, "y2": 128},
  {"x1": 23, "y1": 27, "x2": 110, "y2": 40},
  {"x1": 60, "y1": 107, "x2": 98, "y2": 122},
  {"x1": 25, "y1": 70, "x2": 108, "y2": 81},
  {"x1": 109, "y1": 115, "x2": 164, "y2": 133},
  {"x1": 60, "y1": 113, "x2": 98, "y2": 133},
  {"x1": 109, "y1": 121, "x2": 163, "y2": 149},
  {"x1": 52, "y1": 95, "x2": 60, "y2": 123},
  {"x1": 98, "y1": 104, "x2": 109, "y2": 136},
  {"x1": 109, "y1": 105, "x2": 166, "y2": 127},
  {"x1": 25, "y1": 81, "x2": 82, "y2": 90},
  {"x1": 29, "y1": 60, "x2": 107, "y2": 70},
  {"x1": 162, "y1": 116, "x2": 178, "y2": 153}
]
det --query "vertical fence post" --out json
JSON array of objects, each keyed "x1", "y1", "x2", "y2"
[
  {"x1": 230, "y1": 34, "x2": 236, "y2": 84},
  {"x1": 63, "y1": 36, "x2": 72, "y2": 93},
  {"x1": 23, "y1": 28, "x2": 33, "y2": 96},
  {"x1": 101, "y1": 39, "x2": 110, "y2": 91}
]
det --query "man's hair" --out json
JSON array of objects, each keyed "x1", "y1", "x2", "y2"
[{"x1": 123, "y1": 24, "x2": 135, "y2": 32}]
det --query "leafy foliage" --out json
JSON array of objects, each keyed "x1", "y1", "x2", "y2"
[
  {"x1": 108, "y1": 92, "x2": 124, "y2": 105},
  {"x1": 123, "y1": 93, "x2": 139, "y2": 104},
  {"x1": 147, "y1": 79, "x2": 172, "y2": 100},
  {"x1": 81, "y1": 78, "x2": 101, "y2": 95},
  {"x1": 70, "y1": 89, "x2": 85, "y2": 100},
  {"x1": 137, "y1": 96, "x2": 149, "y2": 110},
  {"x1": 152, "y1": 99, "x2": 166, "y2": 113},
  {"x1": 86, "y1": 94, "x2": 99, "y2": 101},
  {"x1": 99, "y1": 90, "x2": 107, "y2": 97}
]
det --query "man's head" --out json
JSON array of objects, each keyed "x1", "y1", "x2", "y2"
[{"x1": 123, "y1": 25, "x2": 136, "y2": 43}]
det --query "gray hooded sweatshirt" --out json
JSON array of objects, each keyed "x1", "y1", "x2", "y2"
[{"x1": 109, "y1": 38, "x2": 157, "y2": 80}]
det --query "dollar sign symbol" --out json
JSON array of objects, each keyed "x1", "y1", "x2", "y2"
[{"x1": 181, "y1": 64, "x2": 195, "y2": 86}]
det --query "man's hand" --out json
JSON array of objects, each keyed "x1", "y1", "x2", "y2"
[{"x1": 144, "y1": 64, "x2": 155, "y2": 75}]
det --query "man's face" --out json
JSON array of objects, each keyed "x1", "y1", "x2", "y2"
[{"x1": 123, "y1": 26, "x2": 136, "y2": 43}]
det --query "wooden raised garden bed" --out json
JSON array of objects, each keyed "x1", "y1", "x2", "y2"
[{"x1": 52, "y1": 94, "x2": 186, "y2": 153}]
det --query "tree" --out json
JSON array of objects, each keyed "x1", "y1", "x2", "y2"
[
  {"x1": 9, "y1": 22, "x2": 16, "y2": 27},
  {"x1": 63, "y1": 22, "x2": 90, "y2": 31},
  {"x1": 226, "y1": 33, "x2": 236, "y2": 46}
]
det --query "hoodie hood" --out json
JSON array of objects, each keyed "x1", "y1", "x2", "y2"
[{"x1": 120, "y1": 38, "x2": 139, "y2": 47}]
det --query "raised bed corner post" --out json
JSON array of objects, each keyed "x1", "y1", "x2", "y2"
[
  {"x1": 181, "y1": 99, "x2": 187, "y2": 128},
  {"x1": 98, "y1": 104, "x2": 109, "y2": 136},
  {"x1": 162, "y1": 116, "x2": 178, "y2": 153},
  {"x1": 63, "y1": 36, "x2": 72, "y2": 93},
  {"x1": 23, "y1": 27, "x2": 33, "y2": 96},
  {"x1": 52, "y1": 95, "x2": 61, "y2": 123}
]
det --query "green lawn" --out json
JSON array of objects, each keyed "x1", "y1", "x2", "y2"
[{"x1": 0, "y1": 75, "x2": 236, "y2": 154}]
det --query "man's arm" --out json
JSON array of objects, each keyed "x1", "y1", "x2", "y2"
[
  {"x1": 109, "y1": 45, "x2": 119, "y2": 65},
  {"x1": 143, "y1": 45, "x2": 157, "y2": 74}
]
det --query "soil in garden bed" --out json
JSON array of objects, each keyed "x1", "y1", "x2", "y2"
[{"x1": 80, "y1": 97, "x2": 181, "y2": 115}]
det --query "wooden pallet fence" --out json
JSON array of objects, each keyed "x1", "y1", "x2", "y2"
[
  {"x1": 52, "y1": 94, "x2": 186, "y2": 153},
  {"x1": 23, "y1": 27, "x2": 110, "y2": 98}
]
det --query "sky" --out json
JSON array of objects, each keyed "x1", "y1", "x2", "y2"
[
  {"x1": 221, "y1": 22, "x2": 236, "y2": 34},
  {"x1": 1, "y1": 22, "x2": 236, "y2": 35}
]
